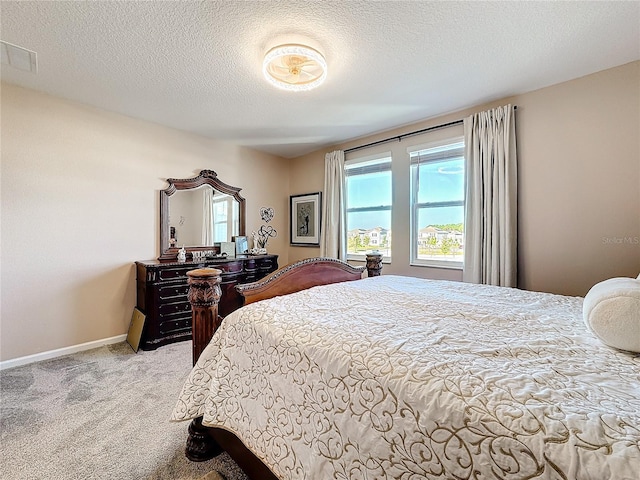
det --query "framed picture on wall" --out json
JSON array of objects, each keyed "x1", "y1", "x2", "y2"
[{"x1": 290, "y1": 192, "x2": 322, "y2": 246}]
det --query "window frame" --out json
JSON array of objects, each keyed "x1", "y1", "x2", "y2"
[
  {"x1": 212, "y1": 195, "x2": 239, "y2": 242},
  {"x1": 408, "y1": 137, "x2": 465, "y2": 269},
  {"x1": 344, "y1": 152, "x2": 393, "y2": 262}
]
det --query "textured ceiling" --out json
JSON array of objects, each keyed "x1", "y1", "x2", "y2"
[{"x1": 1, "y1": 1, "x2": 639, "y2": 158}]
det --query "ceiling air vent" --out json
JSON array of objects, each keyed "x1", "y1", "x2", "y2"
[{"x1": 1, "y1": 40, "x2": 37, "y2": 73}]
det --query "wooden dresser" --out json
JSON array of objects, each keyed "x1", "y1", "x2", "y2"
[{"x1": 135, "y1": 254, "x2": 278, "y2": 350}]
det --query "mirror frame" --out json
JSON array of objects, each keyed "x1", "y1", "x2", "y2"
[{"x1": 159, "y1": 169, "x2": 246, "y2": 261}]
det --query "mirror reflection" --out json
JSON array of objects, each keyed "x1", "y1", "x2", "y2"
[
  {"x1": 169, "y1": 185, "x2": 240, "y2": 247},
  {"x1": 159, "y1": 169, "x2": 246, "y2": 261}
]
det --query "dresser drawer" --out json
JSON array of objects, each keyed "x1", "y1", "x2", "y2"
[
  {"x1": 156, "y1": 265, "x2": 194, "y2": 281},
  {"x1": 208, "y1": 260, "x2": 243, "y2": 275},
  {"x1": 159, "y1": 316, "x2": 192, "y2": 335},
  {"x1": 159, "y1": 300, "x2": 191, "y2": 316},
  {"x1": 257, "y1": 257, "x2": 277, "y2": 270},
  {"x1": 158, "y1": 283, "x2": 189, "y2": 300}
]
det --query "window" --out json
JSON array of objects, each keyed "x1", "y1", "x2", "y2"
[
  {"x1": 213, "y1": 198, "x2": 229, "y2": 241},
  {"x1": 409, "y1": 138, "x2": 465, "y2": 268},
  {"x1": 212, "y1": 196, "x2": 239, "y2": 242},
  {"x1": 345, "y1": 153, "x2": 392, "y2": 260}
]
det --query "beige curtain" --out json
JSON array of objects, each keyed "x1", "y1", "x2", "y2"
[
  {"x1": 320, "y1": 150, "x2": 346, "y2": 259},
  {"x1": 201, "y1": 187, "x2": 215, "y2": 245},
  {"x1": 463, "y1": 104, "x2": 517, "y2": 286}
]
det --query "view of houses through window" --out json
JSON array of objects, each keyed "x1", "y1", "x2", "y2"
[
  {"x1": 410, "y1": 138, "x2": 465, "y2": 267},
  {"x1": 416, "y1": 223, "x2": 464, "y2": 261},
  {"x1": 344, "y1": 137, "x2": 464, "y2": 267},
  {"x1": 345, "y1": 154, "x2": 392, "y2": 259},
  {"x1": 347, "y1": 226, "x2": 391, "y2": 257}
]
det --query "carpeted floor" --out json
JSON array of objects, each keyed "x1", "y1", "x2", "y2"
[{"x1": 0, "y1": 341, "x2": 249, "y2": 480}]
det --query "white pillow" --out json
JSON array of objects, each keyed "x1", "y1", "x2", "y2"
[{"x1": 583, "y1": 277, "x2": 640, "y2": 353}]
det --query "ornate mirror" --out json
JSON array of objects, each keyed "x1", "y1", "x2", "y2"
[{"x1": 159, "y1": 170, "x2": 246, "y2": 261}]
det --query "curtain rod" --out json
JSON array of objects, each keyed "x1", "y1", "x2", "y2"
[
  {"x1": 344, "y1": 106, "x2": 517, "y2": 154},
  {"x1": 343, "y1": 119, "x2": 463, "y2": 154}
]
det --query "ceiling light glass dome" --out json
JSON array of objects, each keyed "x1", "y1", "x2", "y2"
[{"x1": 263, "y1": 44, "x2": 327, "y2": 92}]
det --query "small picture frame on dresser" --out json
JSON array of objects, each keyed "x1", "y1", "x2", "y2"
[
  {"x1": 233, "y1": 236, "x2": 248, "y2": 255},
  {"x1": 219, "y1": 241, "x2": 236, "y2": 257}
]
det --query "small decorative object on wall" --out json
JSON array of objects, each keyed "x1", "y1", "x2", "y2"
[
  {"x1": 260, "y1": 207, "x2": 274, "y2": 223},
  {"x1": 251, "y1": 225, "x2": 277, "y2": 254},
  {"x1": 247, "y1": 207, "x2": 278, "y2": 254},
  {"x1": 290, "y1": 192, "x2": 322, "y2": 246}
]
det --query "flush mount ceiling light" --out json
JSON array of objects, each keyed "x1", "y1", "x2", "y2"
[{"x1": 262, "y1": 44, "x2": 327, "y2": 92}]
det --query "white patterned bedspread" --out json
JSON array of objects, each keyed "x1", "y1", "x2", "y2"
[{"x1": 172, "y1": 276, "x2": 640, "y2": 480}]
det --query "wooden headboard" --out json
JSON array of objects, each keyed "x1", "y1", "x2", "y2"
[{"x1": 237, "y1": 257, "x2": 367, "y2": 305}]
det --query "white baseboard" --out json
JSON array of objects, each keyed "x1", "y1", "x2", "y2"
[{"x1": 0, "y1": 334, "x2": 128, "y2": 371}]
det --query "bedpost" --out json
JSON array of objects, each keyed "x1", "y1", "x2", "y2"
[
  {"x1": 185, "y1": 268, "x2": 223, "y2": 461},
  {"x1": 365, "y1": 252, "x2": 383, "y2": 277},
  {"x1": 187, "y1": 267, "x2": 222, "y2": 365}
]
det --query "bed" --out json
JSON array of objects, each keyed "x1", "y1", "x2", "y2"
[{"x1": 172, "y1": 257, "x2": 640, "y2": 480}]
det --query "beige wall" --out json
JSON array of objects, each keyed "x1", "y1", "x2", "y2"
[
  {"x1": 2, "y1": 61, "x2": 638, "y2": 362},
  {"x1": 289, "y1": 61, "x2": 640, "y2": 295},
  {"x1": 1, "y1": 83, "x2": 290, "y2": 361},
  {"x1": 516, "y1": 62, "x2": 639, "y2": 295}
]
